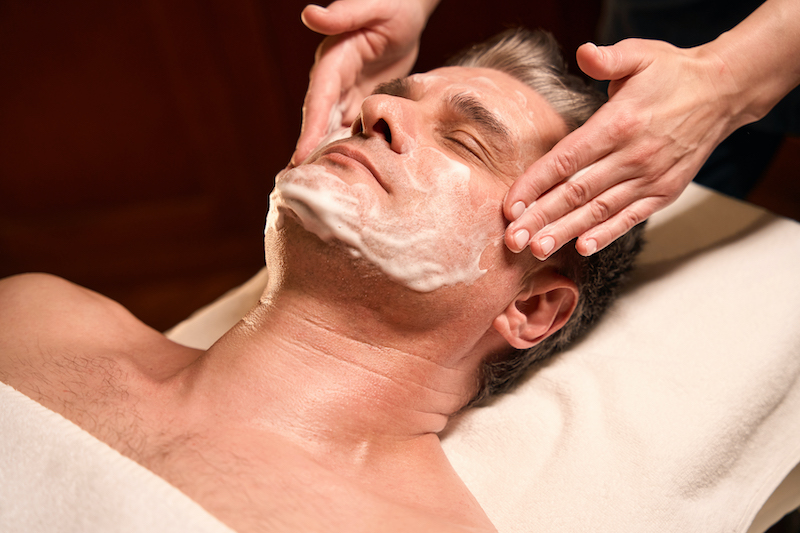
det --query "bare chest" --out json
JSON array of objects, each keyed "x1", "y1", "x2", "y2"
[
  {"x1": 135, "y1": 425, "x2": 490, "y2": 533},
  {"x1": 6, "y1": 365, "x2": 489, "y2": 533}
]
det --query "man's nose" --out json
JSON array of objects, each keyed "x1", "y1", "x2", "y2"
[{"x1": 357, "y1": 95, "x2": 417, "y2": 154}]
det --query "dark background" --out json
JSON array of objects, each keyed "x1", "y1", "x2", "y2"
[{"x1": 1, "y1": 0, "x2": 798, "y2": 332}]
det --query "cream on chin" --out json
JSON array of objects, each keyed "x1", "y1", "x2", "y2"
[{"x1": 266, "y1": 145, "x2": 500, "y2": 293}]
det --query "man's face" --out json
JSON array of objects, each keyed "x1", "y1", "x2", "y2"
[{"x1": 267, "y1": 66, "x2": 568, "y2": 292}]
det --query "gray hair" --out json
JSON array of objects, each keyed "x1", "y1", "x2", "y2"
[
  {"x1": 446, "y1": 27, "x2": 606, "y2": 131},
  {"x1": 448, "y1": 28, "x2": 646, "y2": 404}
]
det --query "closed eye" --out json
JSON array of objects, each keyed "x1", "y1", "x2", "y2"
[{"x1": 445, "y1": 131, "x2": 489, "y2": 162}]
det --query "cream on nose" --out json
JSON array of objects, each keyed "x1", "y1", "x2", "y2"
[{"x1": 359, "y1": 95, "x2": 416, "y2": 154}]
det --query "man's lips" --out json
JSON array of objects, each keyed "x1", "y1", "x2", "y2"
[{"x1": 319, "y1": 145, "x2": 389, "y2": 192}]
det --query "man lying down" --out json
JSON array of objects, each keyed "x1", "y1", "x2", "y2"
[{"x1": 0, "y1": 29, "x2": 644, "y2": 532}]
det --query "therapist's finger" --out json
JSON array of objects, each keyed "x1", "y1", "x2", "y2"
[
  {"x1": 527, "y1": 186, "x2": 663, "y2": 259},
  {"x1": 575, "y1": 196, "x2": 664, "y2": 255},
  {"x1": 518, "y1": 175, "x2": 642, "y2": 259},
  {"x1": 293, "y1": 67, "x2": 343, "y2": 166},
  {"x1": 506, "y1": 137, "x2": 651, "y2": 249},
  {"x1": 576, "y1": 40, "x2": 650, "y2": 89},
  {"x1": 503, "y1": 119, "x2": 640, "y2": 255},
  {"x1": 504, "y1": 129, "x2": 606, "y2": 223},
  {"x1": 502, "y1": 98, "x2": 634, "y2": 227},
  {"x1": 301, "y1": 1, "x2": 379, "y2": 36}
]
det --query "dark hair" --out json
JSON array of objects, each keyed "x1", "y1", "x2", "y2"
[{"x1": 448, "y1": 28, "x2": 646, "y2": 403}]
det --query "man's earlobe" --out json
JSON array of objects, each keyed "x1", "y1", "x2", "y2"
[{"x1": 492, "y1": 272, "x2": 578, "y2": 350}]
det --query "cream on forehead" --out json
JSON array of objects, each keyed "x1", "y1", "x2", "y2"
[
  {"x1": 266, "y1": 144, "x2": 500, "y2": 293},
  {"x1": 407, "y1": 72, "x2": 446, "y2": 89}
]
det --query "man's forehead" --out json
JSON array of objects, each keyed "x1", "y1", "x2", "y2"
[
  {"x1": 374, "y1": 67, "x2": 529, "y2": 103},
  {"x1": 413, "y1": 67, "x2": 532, "y2": 102},
  {"x1": 411, "y1": 67, "x2": 507, "y2": 91}
]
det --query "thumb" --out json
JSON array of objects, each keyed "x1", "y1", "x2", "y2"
[
  {"x1": 301, "y1": 1, "x2": 380, "y2": 36},
  {"x1": 577, "y1": 41, "x2": 646, "y2": 82}
]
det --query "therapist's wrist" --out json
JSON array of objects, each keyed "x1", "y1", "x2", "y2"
[
  {"x1": 700, "y1": 0, "x2": 800, "y2": 130},
  {"x1": 691, "y1": 39, "x2": 768, "y2": 136}
]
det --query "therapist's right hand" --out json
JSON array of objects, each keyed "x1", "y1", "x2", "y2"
[
  {"x1": 505, "y1": 0, "x2": 800, "y2": 259},
  {"x1": 291, "y1": 0, "x2": 439, "y2": 166}
]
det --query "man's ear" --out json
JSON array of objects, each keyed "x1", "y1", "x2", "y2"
[{"x1": 492, "y1": 270, "x2": 579, "y2": 350}]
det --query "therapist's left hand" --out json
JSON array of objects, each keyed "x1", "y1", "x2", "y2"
[{"x1": 504, "y1": 38, "x2": 741, "y2": 259}]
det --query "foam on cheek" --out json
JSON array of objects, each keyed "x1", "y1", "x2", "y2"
[
  {"x1": 359, "y1": 146, "x2": 498, "y2": 292},
  {"x1": 266, "y1": 147, "x2": 499, "y2": 293}
]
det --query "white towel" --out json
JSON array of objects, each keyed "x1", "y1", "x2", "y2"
[{"x1": 441, "y1": 187, "x2": 800, "y2": 532}]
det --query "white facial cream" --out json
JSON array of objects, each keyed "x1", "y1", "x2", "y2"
[{"x1": 266, "y1": 144, "x2": 500, "y2": 293}]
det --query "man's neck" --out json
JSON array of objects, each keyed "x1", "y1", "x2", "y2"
[{"x1": 177, "y1": 289, "x2": 481, "y2": 463}]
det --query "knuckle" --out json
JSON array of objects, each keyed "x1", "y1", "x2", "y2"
[
  {"x1": 563, "y1": 180, "x2": 590, "y2": 209},
  {"x1": 661, "y1": 177, "x2": 686, "y2": 198},
  {"x1": 606, "y1": 108, "x2": 641, "y2": 142},
  {"x1": 551, "y1": 150, "x2": 579, "y2": 179},
  {"x1": 638, "y1": 168, "x2": 661, "y2": 187},
  {"x1": 588, "y1": 198, "x2": 613, "y2": 223},
  {"x1": 527, "y1": 209, "x2": 549, "y2": 232},
  {"x1": 636, "y1": 139, "x2": 661, "y2": 163},
  {"x1": 620, "y1": 209, "x2": 643, "y2": 230}
]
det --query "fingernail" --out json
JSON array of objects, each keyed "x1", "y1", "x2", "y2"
[
  {"x1": 540, "y1": 236, "x2": 555, "y2": 256},
  {"x1": 512, "y1": 229, "x2": 530, "y2": 252},
  {"x1": 583, "y1": 238, "x2": 597, "y2": 256},
  {"x1": 510, "y1": 201, "x2": 526, "y2": 221}
]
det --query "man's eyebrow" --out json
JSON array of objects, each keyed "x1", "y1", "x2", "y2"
[
  {"x1": 448, "y1": 92, "x2": 513, "y2": 149},
  {"x1": 372, "y1": 79, "x2": 514, "y2": 153},
  {"x1": 372, "y1": 78, "x2": 412, "y2": 98}
]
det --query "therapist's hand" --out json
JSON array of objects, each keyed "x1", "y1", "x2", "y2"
[
  {"x1": 291, "y1": 0, "x2": 438, "y2": 166},
  {"x1": 504, "y1": 38, "x2": 742, "y2": 259}
]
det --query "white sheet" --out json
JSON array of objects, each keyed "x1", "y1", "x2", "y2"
[{"x1": 2, "y1": 183, "x2": 799, "y2": 532}]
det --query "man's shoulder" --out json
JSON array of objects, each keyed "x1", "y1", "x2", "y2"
[
  {"x1": 0, "y1": 273, "x2": 197, "y2": 460},
  {"x1": 0, "y1": 271, "x2": 138, "y2": 342},
  {"x1": 0, "y1": 273, "x2": 153, "y2": 393}
]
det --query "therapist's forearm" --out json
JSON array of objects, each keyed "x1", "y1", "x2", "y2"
[{"x1": 704, "y1": 0, "x2": 800, "y2": 128}]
